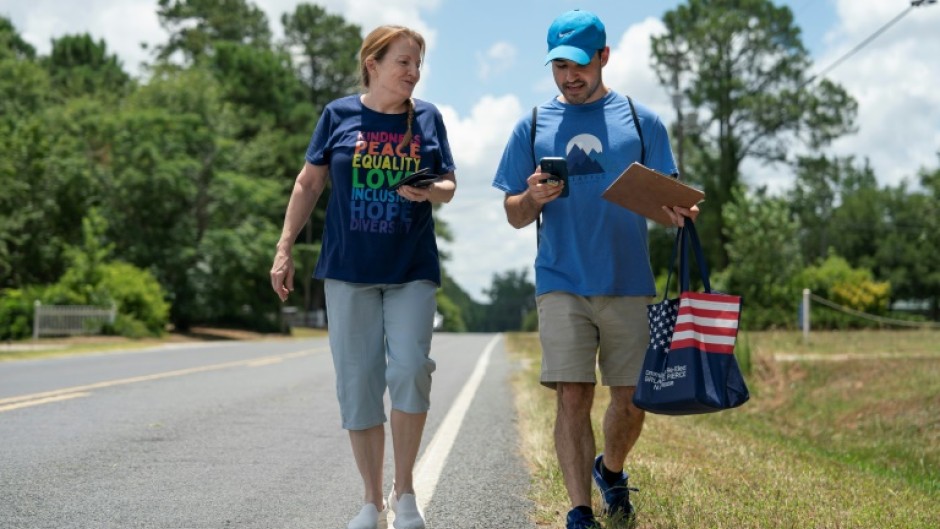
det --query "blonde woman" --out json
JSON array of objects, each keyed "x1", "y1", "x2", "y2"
[{"x1": 270, "y1": 25, "x2": 456, "y2": 529}]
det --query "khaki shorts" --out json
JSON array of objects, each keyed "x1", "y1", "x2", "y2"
[{"x1": 536, "y1": 292, "x2": 652, "y2": 388}]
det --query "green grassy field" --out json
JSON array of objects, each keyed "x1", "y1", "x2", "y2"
[{"x1": 507, "y1": 330, "x2": 940, "y2": 529}]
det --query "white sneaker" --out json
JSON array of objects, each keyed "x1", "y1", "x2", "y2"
[
  {"x1": 347, "y1": 503, "x2": 387, "y2": 529},
  {"x1": 388, "y1": 490, "x2": 425, "y2": 529}
]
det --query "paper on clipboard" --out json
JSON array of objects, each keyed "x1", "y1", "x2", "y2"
[{"x1": 602, "y1": 162, "x2": 705, "y2": 226}]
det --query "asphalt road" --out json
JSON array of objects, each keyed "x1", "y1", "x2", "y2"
[{"x1": 0, "y1": 333, "x2": 537, "y2": 529}]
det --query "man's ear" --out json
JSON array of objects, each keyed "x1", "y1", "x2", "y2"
[{"x1": 599, "y1": 46, "x2": 610, "y2": 67}]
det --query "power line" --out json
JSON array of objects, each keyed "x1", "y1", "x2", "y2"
[{"x1": 804, "y1": 0, "x2": 936, "y2": 86}]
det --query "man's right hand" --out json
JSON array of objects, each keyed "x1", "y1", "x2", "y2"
[{"x1": 525, "y1": 166, "x2": 565, "y2": 205}]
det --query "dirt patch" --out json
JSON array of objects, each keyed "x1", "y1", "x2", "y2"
[{"x1": 168, "y1": 326, "x2": 284, "y2": 342}]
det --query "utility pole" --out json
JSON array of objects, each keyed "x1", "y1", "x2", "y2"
[
  {"x1": 671, "y1": 66, "x2": 685, "y2": 179},
  {"x1": 668, "y1": 49, "x2": 697, "y2": 180}
]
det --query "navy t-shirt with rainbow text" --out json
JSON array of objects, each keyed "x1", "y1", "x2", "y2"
[{"x1": 305, "y1": 95, "x2": 455, "y2": 285}]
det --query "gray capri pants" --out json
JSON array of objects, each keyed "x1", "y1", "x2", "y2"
[{"x1": 324, "y1": 278, "x2": 437, "y2": 430}]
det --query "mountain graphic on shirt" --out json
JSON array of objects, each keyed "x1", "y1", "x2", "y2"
[{"x1": 567, "y1": 144, "x2": 605, "y2": 175}]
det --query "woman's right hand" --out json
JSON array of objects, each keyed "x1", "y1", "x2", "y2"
[{"x1": 270, "y1": 249, "x2": 295, "y2": 302}]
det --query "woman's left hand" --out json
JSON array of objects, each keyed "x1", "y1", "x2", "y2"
[{"x1": 397, "y1": 184, "x2": 432, "y2": 202}]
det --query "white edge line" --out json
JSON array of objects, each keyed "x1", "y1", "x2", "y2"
[{"x1": 412, "y1": 334, "x2": 500, "y2": 512}]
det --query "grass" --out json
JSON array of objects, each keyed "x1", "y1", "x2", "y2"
[
  {"x1": 0, "y1": 326, "x2": 327, "y2": 362},
  {"x1": 506, "y1": 330, "x2": 940, "y2": 529}
]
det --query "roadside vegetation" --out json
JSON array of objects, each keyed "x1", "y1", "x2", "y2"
[
  {"x1": 3, "y1": 1, "x2": 938, "y2": 341},
  {"x1": 507, "y1": 330, "x2": 940, "y2": 529},
  {"x1": 0, "y1": 326, "x2": 326, "y2": 362}
]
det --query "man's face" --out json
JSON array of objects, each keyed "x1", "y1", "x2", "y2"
[{"x1": 551, "y1": 47, "x2": 608, "y2": 105}]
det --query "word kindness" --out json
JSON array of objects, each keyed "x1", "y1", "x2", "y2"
[{"x1": 349, "y1": 131, "x2": 422, "y2": 234}]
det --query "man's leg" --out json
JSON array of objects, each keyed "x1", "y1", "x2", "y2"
[
  {"x1": 537, "y1": 292, "x2": 603, "y2": 527},
  {"x1": 601, "y1": 386, "x2": 645, "y2": 472},
  {"x1": 596, "y1": 295, "x2": 650, "y2": 472},
  {"x1": 594, "y1": 296, "x2": 650, "y2": 523},
  {"x1": 555, "y1": 382, "x2": 596, "y2": 508}
]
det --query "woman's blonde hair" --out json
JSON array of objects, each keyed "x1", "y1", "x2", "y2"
[{"x1": 359, "y1": 25, "x2": 425, "y2": 150}]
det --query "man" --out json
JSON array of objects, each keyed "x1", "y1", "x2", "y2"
[{"x1": 491, "y1": 9, "x2": 698, "y2": 529}]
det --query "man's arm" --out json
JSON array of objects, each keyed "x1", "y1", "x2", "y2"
[{"x1": 503, "y1": 167, "x2": 564, "y2": 229}]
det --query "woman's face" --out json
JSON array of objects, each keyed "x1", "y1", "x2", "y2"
[{"x1": 368, "y1": 36, "x2": 422, "y2": 100}]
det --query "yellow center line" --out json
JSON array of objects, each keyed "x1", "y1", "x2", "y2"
[
  {"x1": 0, "y1": 348, "x2": 323, "y2": 410},
  {"x1": 0, "y1": 392, "x2": 90, "y2": 413}
]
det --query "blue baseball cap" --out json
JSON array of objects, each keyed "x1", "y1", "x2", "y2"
[{"x1": 544, "y1": 10, "x2": 606, "y2": 65}]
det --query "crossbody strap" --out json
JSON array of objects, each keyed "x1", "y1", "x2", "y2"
[
  {"x1": 531, "y1": 106, "x2": 541, "y2": 248},
  {"x1": 626, "y1": 95, "x2": 646, "y2": 166}
]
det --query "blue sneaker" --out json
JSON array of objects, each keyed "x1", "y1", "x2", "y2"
[
  {"x1": 592, "y1": 454, "x2": 637, "y2": 523},
  {"x1": 566, "y1": 507, "x2": 601, "y2": 529}
]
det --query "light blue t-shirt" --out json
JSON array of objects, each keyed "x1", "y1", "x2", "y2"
[
  {"x1": 492, "y1": 90, "x2": 677, "y2": 297},
  {"x1": 306, "y1": 95, "x2": 456, "y2": 285}
]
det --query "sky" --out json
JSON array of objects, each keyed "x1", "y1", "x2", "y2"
[{"x1": 3, "y1": 0, "x2": 939, "y2": 302}]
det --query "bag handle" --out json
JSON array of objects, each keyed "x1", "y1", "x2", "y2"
[
  {"x1": 661, "y1": 219, "x2": 711, "y2": 300},
  {"x1": 679, "y1": 219, "x2": 712, "y2": 293}
]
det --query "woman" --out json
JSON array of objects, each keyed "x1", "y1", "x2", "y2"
[{"x1": 270, "y1": 25, "x2": 456, "y2": 529}]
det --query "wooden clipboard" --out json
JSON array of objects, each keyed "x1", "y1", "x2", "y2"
[{"x1": 602, "y1": 162, "x2": 705, "y2": 226}]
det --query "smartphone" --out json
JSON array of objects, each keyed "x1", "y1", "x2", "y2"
[
  {"x1": 390, "y1": 168, "x2": 442, "y2": 190},
  {"x1": 539, "y1": 157, "x2": 569, "y2": 198}
]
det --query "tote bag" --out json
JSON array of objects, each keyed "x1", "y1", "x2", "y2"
[{"x1": 632, "y1": 220, "x2": 750, "y2": 415}]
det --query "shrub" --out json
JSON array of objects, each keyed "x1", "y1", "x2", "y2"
[
  {"x1": 0, "y1": 288, "x2": 35, "y2": 340},
  {"x1": 98, "y1": 262, "x2": 169, "y2": 336}
]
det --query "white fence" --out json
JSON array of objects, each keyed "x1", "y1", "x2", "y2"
[
  {"x1": 799, "y1": 289, "x2": 940, "y2": 339},
  {"x1": 33, "y1": 301, "x2": 116, "y2": 339},
  {"x1": 280, "y1": 307, "x2": 326, "y2": 330}
]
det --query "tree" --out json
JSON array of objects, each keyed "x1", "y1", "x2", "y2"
[
  {"x1": 721, "y1": 187, "x2": 802, "y2": 329},
  {"x1": 788, "y1": 155, "x2": 860, "y2": 264},
  {"x1": 0, "y1": 60, "x2": 55, "y2": 287},
  {"x1": 441, "y1": 273, "x2": 485, "y2": 331},
  {"x1": 43, "y1": 34, "x2": 130, "y2": 99},
  {"x1": 919, "y1": 156, "x2": 940, "y2": 318},
  {"x1": 281, "y1": 4, "x2": 361, "y2": 111},
  {"x1": 208, "y1": 41, "x2": 307, "y2": 135},
  {"x1": 0, "y1": 16, "x2": 36, "y2": 61},
  {"x1": 482, "y1": 268, "x2": 536, "y2": 331},
  {"x1": 155, "y1": 0, "x2": 272, "y2": 64},
  {"x1": 873, "y1": 157, "x2": 940, "y2": 318},
  {"x1": 827, "y1": 160, "x2": 883, "y2": 271},
  {"x1": 651, "y1": 0, "x2": 857, "y2": 267}
]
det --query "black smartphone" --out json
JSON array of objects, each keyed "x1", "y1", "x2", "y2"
[
  {"x1": 539, "y1": 157, "x2": 569, "y2": 198},
  {"x1": 390, "y1": 168, "x2": 442, "y2": 190}
]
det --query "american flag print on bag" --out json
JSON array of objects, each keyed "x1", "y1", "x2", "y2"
[
  {"x1": 632, "y1": 219, "x2": 750, "y2": 415},
  {"x1": 670, "y1": 292, "x2": 741, "y2": 355}
]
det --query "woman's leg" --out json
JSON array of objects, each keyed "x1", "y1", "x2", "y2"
[
  {"x1": 325, "y1": 279, "x2": 388, "y2": 510},
  {"x1": 382, "y1": 281, "x2": 436, "y2": 498},
  {"x1": 389, "y1": 409, "x2": 427, "y2": 496},
  {"x1": 349, "y1": 424, "x2": 386, "y2": 508}
]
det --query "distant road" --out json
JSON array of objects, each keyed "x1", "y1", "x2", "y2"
[{"x1": 0, "y1": 333, "x2": 536, "y2": 529}]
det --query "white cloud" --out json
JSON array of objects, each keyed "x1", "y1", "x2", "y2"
[
  {"x1": 318, "y1": 0, "x2": 441, "y2": 50},
  {"x1": 7, "y1": 0, "x2": 162, "y2": 76},
  {"x1": 476, "y1": 41, "x2": 516, "y2": 81},
  {"x1": 820, "y1": 0, "x2": 940, "y2": 186},
  {"x1": 436, "y1": 95, "x2": 536, "y2": 302},
  {"x1": 604, "y1": 17, "x2": 673, "y2": 118}
]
